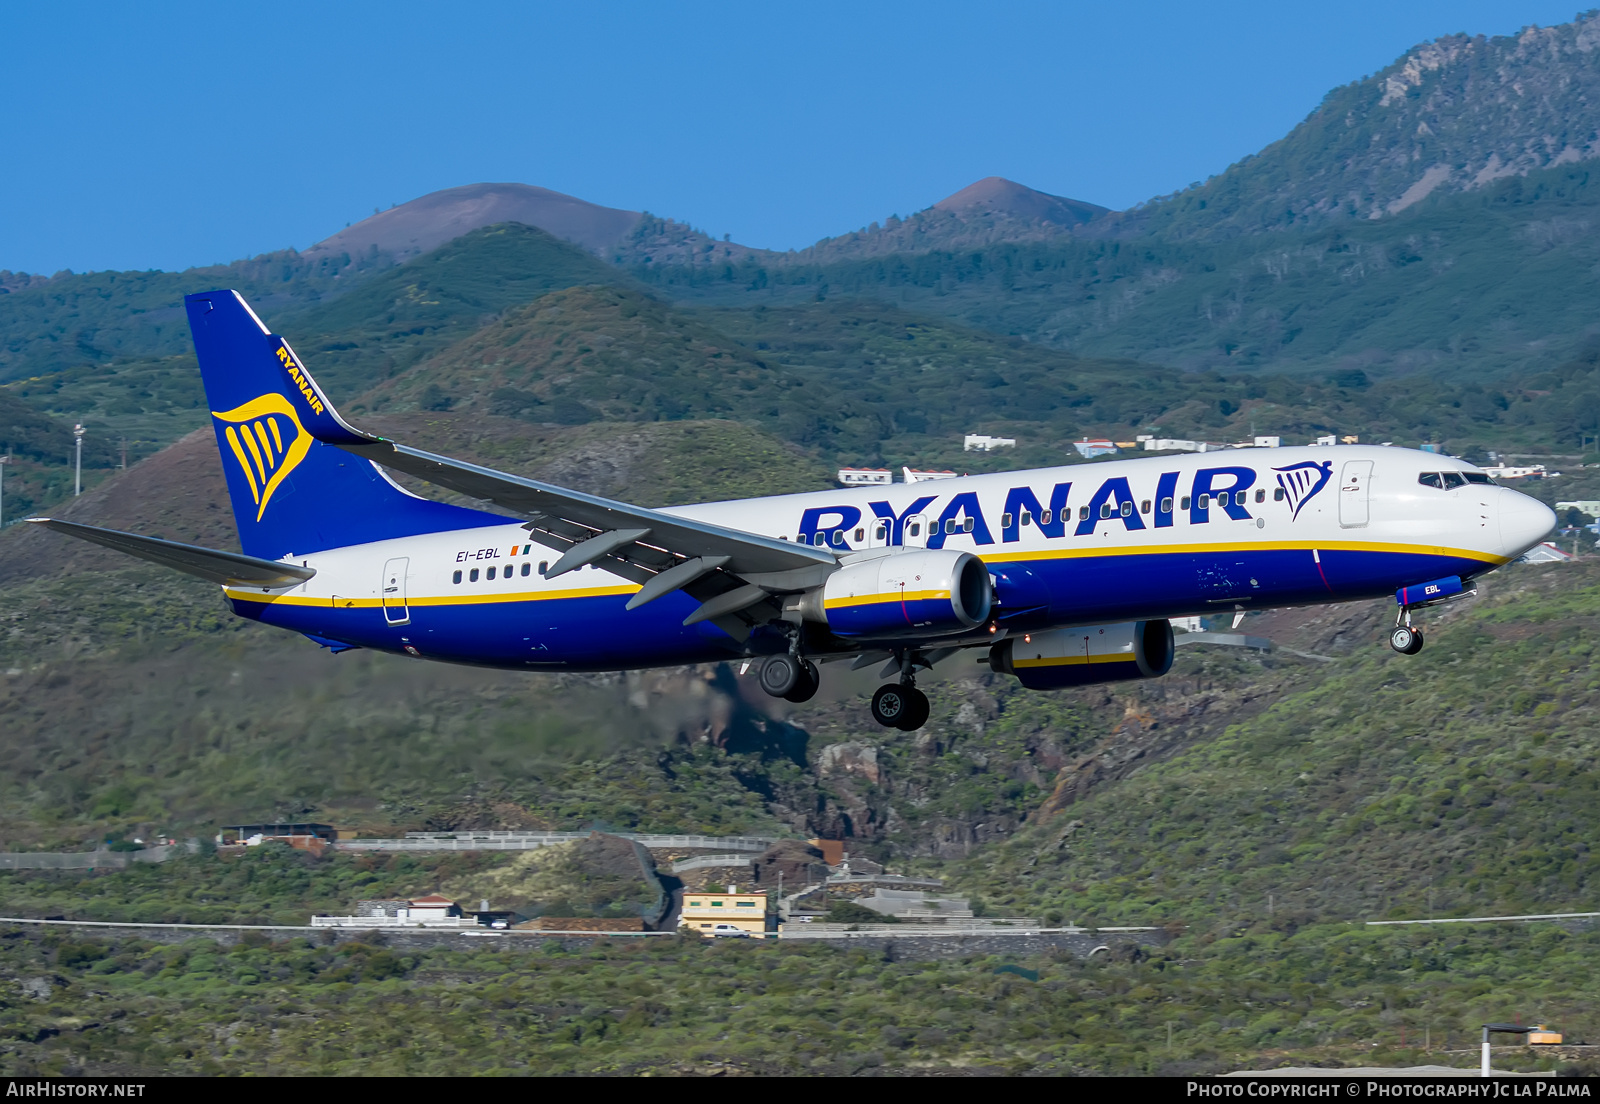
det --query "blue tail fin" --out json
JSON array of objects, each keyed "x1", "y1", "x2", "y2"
[{"x1": 185, "y1": 289, "x2": 501, "y2": 559}]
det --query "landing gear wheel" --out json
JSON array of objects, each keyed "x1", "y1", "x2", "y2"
[
  {"x1": 895, "y1": 686, "x2": 930, "y2": 731},
  {"x1": 1389, "y1": 626, "x2": 1424, "y2": 655},
  {"x1": 783, "y1": 660, "x2": 820, "y2": 703},
  {"x1": 870, "y1": 683, "x2": 930, "y2": 730},
  {"x1": 760, "y1": 654, "x2": 801, "y2": 698},
  {"x1": 871, "y1": 683, "x2": 910, "y2": 728}
]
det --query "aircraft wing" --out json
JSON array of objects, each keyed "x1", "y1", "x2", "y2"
[
  {"x1": 27, "y1": 518, "x2": 316, "y2": 588},
  {"x1": 274, "y1": 347, "x2": 835, "y2": 636}
]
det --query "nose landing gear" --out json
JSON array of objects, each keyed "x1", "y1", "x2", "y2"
[{"x1": 1389, "y1": 624, "x2": 1424, "y2": 655}]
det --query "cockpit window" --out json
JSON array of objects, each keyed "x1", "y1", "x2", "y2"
[
  {"x1": 1441, "y1": 471, "x2": 1466, "y2": 489},
  {"x1": 1418, "y1": 473, "x2": 1443, "y2": 489},
  {"x1": 1463, "y1": 472, "x2": 1493, "y2": 485}
]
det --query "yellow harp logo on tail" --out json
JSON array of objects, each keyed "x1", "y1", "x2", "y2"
[{"x1": 211, "y1": 394, "x2": 313, "y2": 522}]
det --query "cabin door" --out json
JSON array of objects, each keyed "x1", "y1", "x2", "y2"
[
  {"x1": 1338, "y1": 461, "x2": 1373, "y2": 528},
  {"x1": 382, "y1": 557, "x2": 410, "y2": 625}
]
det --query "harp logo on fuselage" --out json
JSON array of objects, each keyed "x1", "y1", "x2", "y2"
[
  {"x1": 1273, "y1": 460, "x2": 1334, "y2": 521},
  {"x1": 211, "y1": 394, "x2": 313, "y2": 522}
]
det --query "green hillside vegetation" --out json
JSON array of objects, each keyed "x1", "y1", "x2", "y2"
[
  {"x1": 949, "y1": 559, "x2": 1600, "y2": 928},
  {"x1": 0, "y1": 249, "x2": 390, "y2": 383},
  {"x1": 279, "y1": 223, "x2": 625, "y2": 396},
  {"x1": 0, "y1": 840, "x2": 655, "y2": 927},
  {"x1": 0, "y1": 923, "x2": 1593, "y2": 1075},
  {"x1": 637, "y1": 163, "x2": 1600, "y2": 383},
  {"x1": 1129, "y1": 16, "x2": 1600, "y2": 240}
]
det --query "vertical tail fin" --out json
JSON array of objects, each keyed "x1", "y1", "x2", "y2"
[{"x1": 185, "y1": 290, "x2": 499, "y2": 559}]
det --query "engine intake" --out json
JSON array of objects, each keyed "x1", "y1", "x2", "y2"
[
  {"x1": 989, "y1": 620, "x2": 1174, "y2": 690},
  {"x1": 801, "y1": 549, "x2": 993, "y2": 639}
]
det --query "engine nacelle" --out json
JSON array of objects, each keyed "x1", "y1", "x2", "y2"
[
  {"x1": 800, "y1": 549, "x2": 993, "y2": 639},
  {"x1": 989, "y1": 620, "x2": 1174, "y2": 690}
]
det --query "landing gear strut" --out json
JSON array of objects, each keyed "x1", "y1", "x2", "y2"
[{"x1": 1389, "y1": 608, "x2": 1425, "y2": 655}]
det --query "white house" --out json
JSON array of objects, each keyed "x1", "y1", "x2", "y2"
[{"x1": 963, "y1": 434, "x2": 1016, "y2": 452}]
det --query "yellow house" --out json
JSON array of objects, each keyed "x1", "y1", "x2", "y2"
[{"x1": 681, "y1": 889, "x2": 769, "y2": 937}]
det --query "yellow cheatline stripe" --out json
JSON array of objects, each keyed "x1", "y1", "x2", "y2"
[
  {"x1": 224, "y1": 427, "x2": 260, "y2": 504},
  {"x1": 223, "y1": 585, "x2": 638, "y2": 608},
  {"x1": 980, "y1": 539, "x2": 1508, "y2": 567},
  {"x1": 1015, "y1": 653, "x2": 1134, "y2": 668},
  {"x1": 823, "y1": 589, "x2": 950, "y2": 610}
]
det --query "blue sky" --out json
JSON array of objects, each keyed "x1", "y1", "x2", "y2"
[{"x1": 0, "y1": 1, "x2": 1585, "y2": 273}]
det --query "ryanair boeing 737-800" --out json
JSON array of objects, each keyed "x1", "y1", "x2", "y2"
[{"x1": 31, "y1": 291, "x2": 1556, "y2": 731}]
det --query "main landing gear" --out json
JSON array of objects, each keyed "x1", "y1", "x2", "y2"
[
  {"x1": 870, "y1": 681, "x2": 929, "y2": 731},
  {"x1": 754, "y1": 649, "x2": 932, "y2": 730},
  {"x1": 868, "y1": 650, "x2": 930, "y2": 731},
  {"x1": 758, "y1": 653, "x2": 819, "y2": 703}
]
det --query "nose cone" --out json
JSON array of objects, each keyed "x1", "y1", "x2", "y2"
[{"x1": 1498, "y1": 491, "x2": 1556, "y2": 559}]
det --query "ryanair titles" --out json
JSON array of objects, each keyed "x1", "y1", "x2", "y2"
[
  {"x1": 794, "y1": 462, "x2": 1335, "y2": 549},
  {"x1": 275, "y1": 342, "x2": 326, "y2": 416}
]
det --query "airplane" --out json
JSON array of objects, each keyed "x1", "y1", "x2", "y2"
[{"x1": 30, "y1": 290, "x2": 1556, "y2": 731}]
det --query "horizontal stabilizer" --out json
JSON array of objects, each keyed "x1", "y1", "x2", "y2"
[{"x1": 27, "y1": 518, "x2": 316, "y2": 588}]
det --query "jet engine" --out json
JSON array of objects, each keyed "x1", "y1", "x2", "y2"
[
  {"x1": 988, "y1": 620, "x2": 1174, "y2": 690},
  {"x1": 795, "y1": 549, "x2": 993, "y2": 638}
]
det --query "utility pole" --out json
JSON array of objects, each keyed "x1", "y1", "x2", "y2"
[
  {"x1": 0, "y1": 453, "x2": 9, "y2": 529},
  {"x1": 73, "y1": 424, "x2": 85, "y2": 496}
]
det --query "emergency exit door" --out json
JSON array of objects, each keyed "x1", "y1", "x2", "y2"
[
  {"x1": 382, "y1": 557, "x2": 410, "y2": 625},
  {"x1": 1339, "y1": 461, "x2": 1373, "y2": 528}
]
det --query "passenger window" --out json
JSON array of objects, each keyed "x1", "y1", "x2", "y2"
[
  {"x1": 1040, "y1": 509, "x2": 1052, "y2": 525},
  {"x1": 1181, "y1": 496, "x2": 1191, "y2": 510},
  {"x1": 1198, "y1": 494, "x2": 1211, "y2": 509},
  {"x1": 831, "y1": 530, "x2": 845, "y2": 546},
  {"x1": 963, "y1": 517, "x2": 975, "y2": 533},
  {"x1": 1418, "y1": 472, "x2": 1443, "y2": 489},
  {"x1": 944, "y1": 519, "x2": 957, "y2": 534},
  {"x1": 1273, "y1": 488, "x2": 1285, "y2": 501},
  {"x1": 1000, "y1": 512, "x2": 1014, "y2": 528},
  {"x1": 854, "y1": 528, "x2": 864, "y2": 542},
  {"x1": 1120, "y1": 501, "x2": 1132, "y2": 517},
  {"x1": 539, "y1": 561, "x2": 548, "y2": 575},
  {"x1": 470, "y1": 568, "x2": 479, "y2": 582},
  {"x1": 452, "y1": 570, "x2": 462, "y2": 585},
  {"x1": 1236, "y1": 491, "x2": 1248, "y2": 506},
  {"x1": 1020, "y1": 511, "x2": 1032, "y2": 526},
  {"x1": 521, "y1": 562, "x2": 531, "y2": 576},
  {"x1": 1078, "y1": 506, "x2": 1089, "y2": 521},
  {"x1": 908, "y1": 522, "x2": 921, "y2": 536},
  {"x1": 1254, "y1": 489, "x2": 1266, "y2": 503},
  {"x1": 1463, "y1": 472, "x2": 1493, "y2": 485},
  {"x1": 1160, "y1": 497, "x2": 1173, "y2": 513},
  {"x1": 487, "y1": 566, "x2": 496, "y2": 580},
  {"x1": 814, "y1": 533, "x2": 827, "y2": 546},
  {"x1": 874, "y1": 523, "x2": 888, "y2": 541},
  {"x1": 1141, "y1": 500, "x2": 1151, "y2": 514},
  {"x1": 1441, "y1": 472, "x2": 1466, "y2": 490}
]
